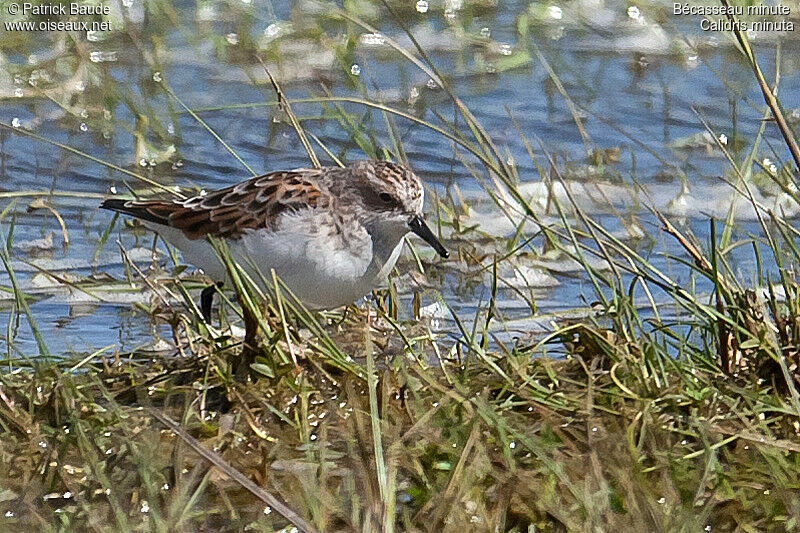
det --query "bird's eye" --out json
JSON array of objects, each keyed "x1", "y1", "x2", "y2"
[{"x1": 379, "y1": 192, "x2": 394, "y2": 204}]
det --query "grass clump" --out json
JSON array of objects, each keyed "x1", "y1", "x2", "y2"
[{"x1": 0, "y1": 303, "x2": 799, "y2": 531}]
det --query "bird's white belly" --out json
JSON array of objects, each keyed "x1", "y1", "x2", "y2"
[
  {"x1": 235, "y1": 226, "x2": 374, "y2": 308},
  {"x1": 147, "y1": 213, "x2": 403, "y2": 309}
]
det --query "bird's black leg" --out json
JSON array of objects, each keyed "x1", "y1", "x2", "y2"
[
  {"x1": 235, "y1": 299, "x2": 260, "y2": 381},
  {"x1": 200, "y1": 282, "x2": 223, "y2": 323}
]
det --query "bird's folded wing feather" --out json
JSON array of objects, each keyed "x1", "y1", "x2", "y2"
[{"x1": 101, "y1": 170, "x2": 326, "y2": 240}]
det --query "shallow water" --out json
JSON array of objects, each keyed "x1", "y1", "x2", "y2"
[{"x1": 1, "y1": 0, "x2": 798, "y2": 356}]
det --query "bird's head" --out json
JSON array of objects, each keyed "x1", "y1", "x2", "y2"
[{"x1": 346, "y1": 160, "x2": 448, "y2": 258}]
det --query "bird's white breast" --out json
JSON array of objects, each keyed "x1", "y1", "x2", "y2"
[{"x1": 147, "y1": 209, "x2": 405, "y2": 309}]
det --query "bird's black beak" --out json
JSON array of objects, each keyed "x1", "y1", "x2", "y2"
[{"x1": 408, "y1": 215, "x2": 449, "y2": 258}]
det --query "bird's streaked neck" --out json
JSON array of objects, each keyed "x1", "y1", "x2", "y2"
[{"x1": 363, "y1": 217, "x2": 408, "y2": 275}]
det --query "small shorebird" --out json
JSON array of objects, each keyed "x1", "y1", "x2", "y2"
[{"x1": 101, "y1": 160, "x2": 448, "y2": 374}]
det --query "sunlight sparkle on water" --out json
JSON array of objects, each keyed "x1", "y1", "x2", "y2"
[
  {"x1": 90, "y1": 51, "x2": 117, "y2": 62},
  {"x1": 360, "y1": 32, "x2": 386, "y2": 46}
]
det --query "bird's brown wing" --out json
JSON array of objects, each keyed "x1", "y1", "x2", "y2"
[{"x1": 100, "y1": 169, "x2": 327, "y2": 240}]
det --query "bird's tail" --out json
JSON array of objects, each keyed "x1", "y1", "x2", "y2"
[{"x1": 99, "y1": 198, "x2": 174, "y2": 225}]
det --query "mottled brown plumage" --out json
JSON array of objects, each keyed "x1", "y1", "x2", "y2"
[
  {"x1": 101, "y1": 161, "x2": 423, "y2": 242},
  {"x1": 102, "y1": 169, "x2": 328, "y2": 240}
]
